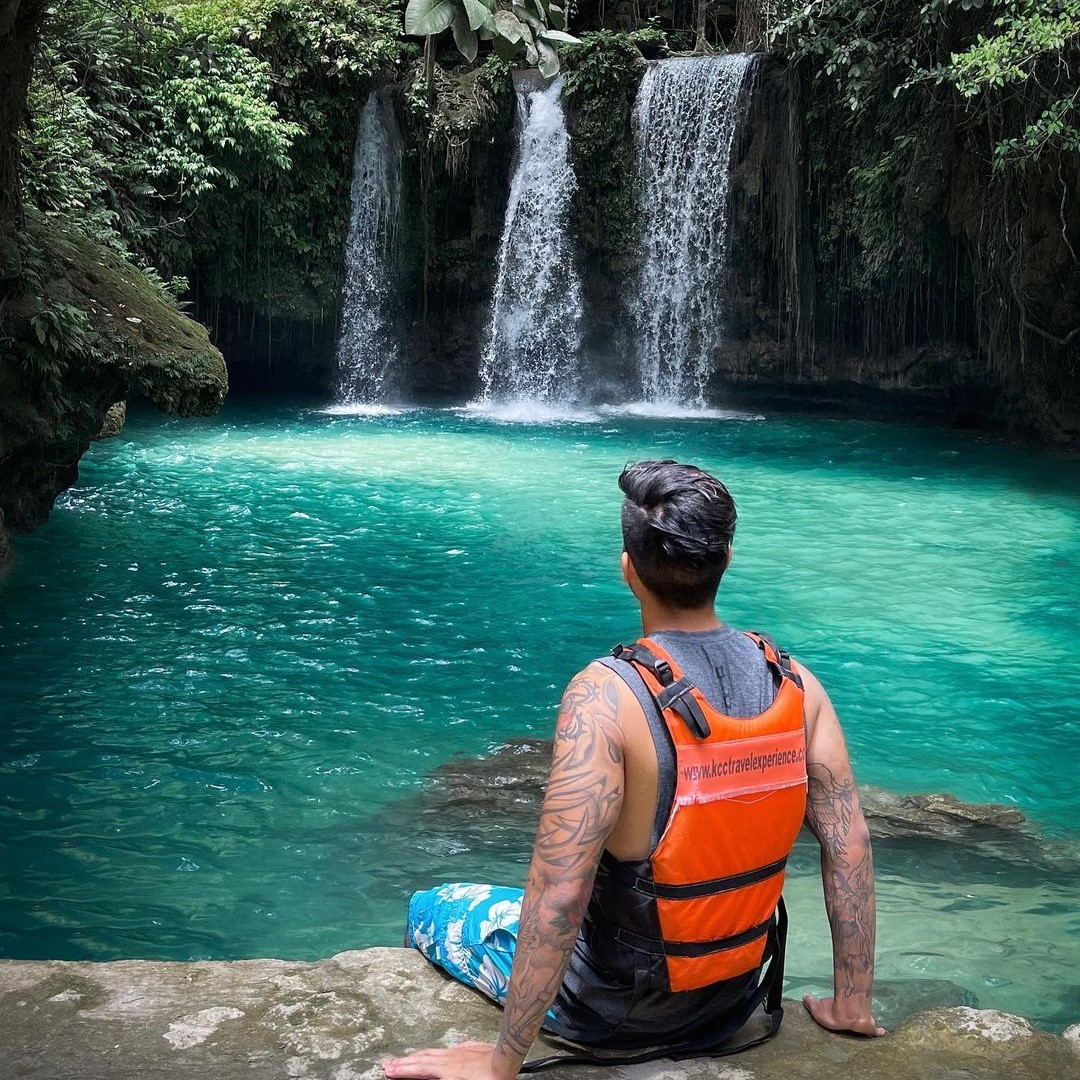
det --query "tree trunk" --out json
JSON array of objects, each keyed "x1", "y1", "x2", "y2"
[
  {"x1": 424, "y1": 34, "x2": 436, "y2": 107},
  {"x1": 733, "y1": 0, "x2": 766, "y2": 51},
  {"x1": 694, "y1": 0, "x2": 710, "y2": 54}
]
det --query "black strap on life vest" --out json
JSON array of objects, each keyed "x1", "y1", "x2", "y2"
[
  {"x1": 746, "y1": 631, "x2": 803, "y2": 691},
  {"x1": 518, "y1": 898, "x2": 789, "y2": 1072},
  {"x1": 611, "y1": 642, "x2": 711, "y2": 740},
  {"x1": 605, "y1": 852, "x2": 789, "y2": 901}
]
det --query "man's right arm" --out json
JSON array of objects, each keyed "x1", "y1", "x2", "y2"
[{"x1": 798, "y1": 663, "x2": 885, "y2": 1037}]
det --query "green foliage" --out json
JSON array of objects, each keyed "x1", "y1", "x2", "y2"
[
  {"x1": 773, "y1": 0, "x2": 1080, "y2": 166},
  {"x1": 403, "y1": 0, "x2": 579, "y2": 79},
  {"x1": 177, "y1": 1, "x2": 404, "y2": 314},
  {"x1": 23, "y1": 0, "x2": 406, "y2": 321},
  {"x1": 403, "y1": 53, "x2": 513, "y2": 177},
  {"x1": 907, "y1": 0, "x2": 1080, "y2": 168},
  {"x1": 405, "y1": 0, "x2": 458, "y2": 36},
  {"x1": 562, "y1": 32, "x2": 647, "y2": 260},
  {"x1": 24, "y1": 2, "x2": 305, "y2": 290},
  {"x1": 30, "y1": 299, "x2": 91, "y2": 355},
  {"x1": 994, "y1": 93, "x2": 1080, "y2": 165},
  {"x1": 562, "y1": 29, "x2": 647, "y2": 98},
  {"x1": 771, "y1": 0, "x2": 1079, "y2": 375},
  {"x1": 932, "y1": 0, "x2": 1079, "y2": 95}
]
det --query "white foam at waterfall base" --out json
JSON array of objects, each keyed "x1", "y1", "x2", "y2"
[
  {"x1": 335, "y1": 92, "x2": 403, "y2": 405},
  {"x1": 631, "y1": 55, "x2": 755, "y2": 407},
  {"x1": 319, "y1": 403, "x2": 408, "y2": 417},
  {"x1": 457, "y1": 400, "x2": 600, "y2": 424},
  {"x1": 476, "y1": 76, "x2": 584, "y2": 406}
]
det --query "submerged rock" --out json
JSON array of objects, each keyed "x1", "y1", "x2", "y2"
[
  {"x1": 858, "y1": 785, "x2": 1027, "y2": 838},
  {"x1": 409, "y1": 739, "x2": 1079, "y2": 884},
  {"x1": 418, "y1": 738, "x2": 1035, "y2": 839},
  {"x1": 0, "y1": 949, "x2": 1073, "y2": 1078}
]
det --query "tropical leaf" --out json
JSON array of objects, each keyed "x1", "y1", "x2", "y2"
[
  {"x1": 512, "y1": 4, "x2": 543, "y2": 31},
  {"x1": 539, "y1": 29, "x2": 580, "y2": 44},
  {"x1": 451, "y1": 9, "x2": 478, "y2": 62},
  {"x1": 462, "y1": 0, "x2": 495, "y2": 32},
  {"x1": 523, "y1": 30, "x2": 539, "y2": 66},
  {"x1": 493, "y1": 32, "x2": 521, "y2": 60},
  {"x1": 404, "y1": 0, "x2": 456, "y2": 37},
  {"x1": 537, "y1": 38, "x2": 559, "y2": 78},
  {"x1": 494, "y1": 9, "x2": 525, "y2": 43}
]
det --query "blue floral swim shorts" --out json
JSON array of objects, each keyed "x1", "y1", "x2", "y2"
[{"x1": 408, "y1": 882, "x2": 558, "y2": 1022}]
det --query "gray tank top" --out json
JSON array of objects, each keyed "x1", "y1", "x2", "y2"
[{"x1": 650, "y1": 625, "x2": 780, "y2": 717}]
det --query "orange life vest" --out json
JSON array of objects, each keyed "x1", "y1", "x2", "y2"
[{"x1": 607, "y1": 632, "x2": 807, "y2": 993}]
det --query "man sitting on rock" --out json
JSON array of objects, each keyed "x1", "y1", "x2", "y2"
[{"x1": 383, "y1": 460, "x2": 884, "y2": 1080}]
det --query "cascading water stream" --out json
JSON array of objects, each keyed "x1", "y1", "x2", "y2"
[
  {"x1": 631, "y1": 55, "x2": 754, "y2": 406},
  {"x1": 477, "y1": 74, "x2": 584, "y2": 407},
  {"x1": 335, "y1": 91, "x2": 404, "y2": 405}
]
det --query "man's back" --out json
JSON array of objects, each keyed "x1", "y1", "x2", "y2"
[
  {"x1": 384, "y1": 461, "x2": 882, "y2": 1080},
  {"x1": 550, "y1": 626, "x2": 790, "y2": 1048},
  {"x1": 600, "y1": 625, "x2": 779, "y2": 864}
]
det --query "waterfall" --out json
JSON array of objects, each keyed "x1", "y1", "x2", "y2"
[
  {"x1": 335, "y1": 91, "x2": 403, "y2": 404},
  {"x1": 478, "y1": 74, "x2": 584, "y2": 405},
  {"x1": 631, "y1": 55, "x2": 754, "y2": 406}
]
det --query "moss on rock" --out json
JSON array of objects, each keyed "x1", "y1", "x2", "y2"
[{"x1": 0, "y1": 213, "x2": 227, "y2": 556}]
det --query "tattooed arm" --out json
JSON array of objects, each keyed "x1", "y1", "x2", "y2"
[
  {"x1": 382, "y1": 662, "x2": 627, "y2": 1080},
  {"x1": 490, "y1": 662, "x2": 626, "y2": 1075},
  {"x1": 798, "y1": 664, "x2": 885, "y2": 1038}
]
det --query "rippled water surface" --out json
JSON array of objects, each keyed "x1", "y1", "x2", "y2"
[{"x1": 1, "y1": 402, "x2": 1077, "y2": 1028}]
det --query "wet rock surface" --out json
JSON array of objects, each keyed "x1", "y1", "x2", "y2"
[
  {"x1": 408, "y1": 738, "x2": 1080, "y2": 893},
  {"x1": 0, "y1": 948, "x2": 1075, "y2": 1079},
  {"x1": 416, "y1": 738, "x2": 1043, "y2": 844}
]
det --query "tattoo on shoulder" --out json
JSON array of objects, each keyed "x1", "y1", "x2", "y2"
[{"x1": 537, "y1": 668, "x2": 624, "y2": 873}]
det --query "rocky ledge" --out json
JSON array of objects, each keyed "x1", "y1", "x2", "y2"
[
  {"x1": 0, "y1": 215, "x2": 227, "y2": 561},
  {"x1": 0, "y1": 948, "x2": 1076, "y2": 1079}
]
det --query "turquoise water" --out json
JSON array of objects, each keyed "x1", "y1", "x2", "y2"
[{"x1": 1, "y1": 401, "x2": 1077, "y2": 1028}]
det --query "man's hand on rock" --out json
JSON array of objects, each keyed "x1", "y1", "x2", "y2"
[
  {"x1": 382, "y1": 1040, "x2": 511, "y2": 1080},
  {"x1": 803, "y1": 994, "x2": 886, "y2": 1037}
]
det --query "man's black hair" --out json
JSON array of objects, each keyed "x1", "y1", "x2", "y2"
[{"x1": 619, "y1": 460, "x2": 736, "y2": 609}]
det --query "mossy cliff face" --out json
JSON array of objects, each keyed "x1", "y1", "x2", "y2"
[
  {"x1": 396, "y1": 60, "x2": 515, "y2": 402},
  {"x1": 0, "y1": 216, "x2": 227, "y2": 559},
  {"x1": 561, "y1": 33, "x2": 647, "y2": 389},
  {"x1": 721, "y1": 56, "x2": 1080, "y2": 444}
]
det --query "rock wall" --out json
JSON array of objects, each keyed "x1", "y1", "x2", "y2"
[
  {"x1": 131, "y1": 40, "x2": 1075, "y2": 446},
  {"x1": 396, "y1": 66, "x2": 516, "y2": 403},
  {"x1": 0, "y1": 947, "x2": 1075, "y2": 1078},
  {"x1": 720, "y1": 55, "x2": 1079, "y2": 443},
  {"x1": 372, "y1": 49, "x2": 1076, "y2": 442}
]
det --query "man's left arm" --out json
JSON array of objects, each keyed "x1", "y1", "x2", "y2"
[{"x1": 383, "y1": 662, "x2": 626, "y2": 1080}]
